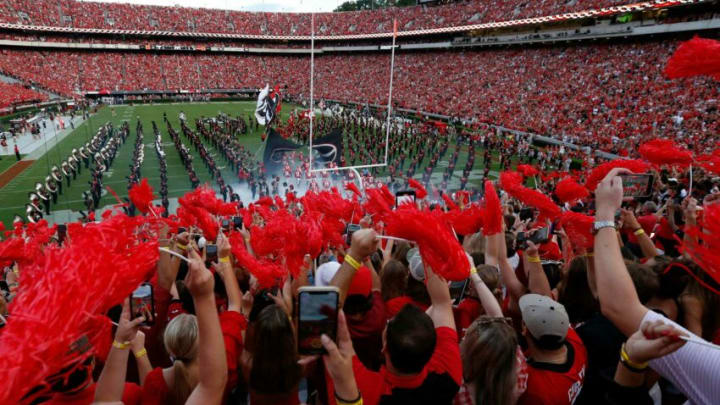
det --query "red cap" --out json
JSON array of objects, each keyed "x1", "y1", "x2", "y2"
[{"x1": 348, "y1": 265, "x2": 372, "y2": 297}]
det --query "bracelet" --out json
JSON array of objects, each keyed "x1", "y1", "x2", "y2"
[
  {"x1": 634, "y1": 228, "x2": 645, "y2": 236},
  {"x1": 175, "y1": 243, "x2": 187, "y2": 251},
  {"x1": 344, "y1": 255, "x2": 362, "y2": 270},
  {"x1": 134, "y1": 348, "x2": 147, "y2": 359},
  {"x1": 527, "y1": 256, "x2": 541, "y2": 263},
  {"x1": 112, "y1": 340, "x2": 131, "y2": 350},
  {"x1": 469, "y1": 267, "x2": 478, "y2": 275},
  {"x1": 335, "y1": 391, "x2": 363, "y2": 405},
  {"x1": 219, "y1": 256, "x2": 230, "y2": 263},
  {"x1": 620, "y1": 343, "x2": 648, "y2": 372},
  {"x1": 585, "y1": 252, "x2": 594, "y2": 257}
]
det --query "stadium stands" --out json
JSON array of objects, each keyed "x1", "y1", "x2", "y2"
[
  {"x1": 1, "y1": 39, "x2": 716, "y2": 156},
  {"x1": 0, "y1": 81, "x2": 46, "y2": 108},
  {"x1": 0, "y1": 0, "x2": 636, "y2": 36}
]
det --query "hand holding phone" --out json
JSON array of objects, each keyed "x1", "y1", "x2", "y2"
[
  {"x1": 298, "y1": 286, "x2": 340, "y2": 355},
  {"x1": 396, "y1": 190, "x2": 416, "y2": 208},
  {"x1": 619, "y1": 174, "x2": 654, "y2": 198}
]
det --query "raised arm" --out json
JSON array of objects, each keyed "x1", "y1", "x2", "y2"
[
  {"x1": 425, "y1": 264, "x2": 455, "y2": 330},
  {"x1": 525, "y1": 241, "x2": 553, "y2": 298},
  {"x1": 216, "y1": 231, "x2": 241, "y2": 313},
  {"x1": 467, "y1": 255, "x2": 503, "y2": 317},
  {"x1": 330, "y1": 229, "x2": 378, "y2": 306},
  {"x1": 594, "y1": 169, "x2": 649, "y2": 336},
  {"x1": 621, "y1": 209, "x2": 657, "y2": 260},
  {"x1": 185, "y1": 249, "x2": 228, "y2": 405},
  {"x1": 94, "y1": 299, "x2": 145, "y2": 402},
  {"x1": 487, "y1": 232, "x2": 526, "y2": 300}
]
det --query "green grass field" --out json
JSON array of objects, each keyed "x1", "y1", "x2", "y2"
[
  {"x1": 0, "y1": 155, "x2": 21, "y2": 175},
  {"x1": 0, "y1": 101, "x2": 526, "y2": 225}
]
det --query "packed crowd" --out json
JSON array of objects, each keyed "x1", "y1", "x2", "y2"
[
  {"x1": 0, "y1": 81, "x2": 46, "y2": 109},
  {"x1": 1, "y1": 141, "x2": 720, "y2": 404},
  {"x1": 1, "y1": 0, "x2": 637, "y2": 36}
]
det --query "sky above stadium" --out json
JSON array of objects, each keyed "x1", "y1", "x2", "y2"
[{"x1": 82, "y1": 0, "x2": 339, "y2": 12}]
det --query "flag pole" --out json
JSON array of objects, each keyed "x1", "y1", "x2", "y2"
[
  {"x1": 309, "y1": 13, "x2": 315, "y2": 170},
  {"x1": 384, "y1": 19, "x2": 397, "y2": 167}
]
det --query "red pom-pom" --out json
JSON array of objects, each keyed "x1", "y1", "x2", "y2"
[
  {"x1": 482, "y1": 181, "x2": 503, "y2": 236},
  {"x1": 500, "y1": 171, "x2": 562, "y2": 222},
  {"x1": 584, "y1": 159, "x2": 650, "y2": 191},
  {"x1": 344, "y1": 182, "x2": 361, "y2": 198},
  {"x1": 386, "y1": 206, "x2": 470, "y2": 281},
  {"x1": 697, "y1": 151, "x2": 720, "y2": 175},
  {"x1": 664, "y1": 36, "x2": 720, "y2": 81},
  {"x1": 363, "y1": 187, "x2": 393, "y2": 221},
  {"x1": 444, "y1": 204, "x2": 484, "y2": 236},
  {"x1": 407, "y1": 178, "x2": 428, "y2": 200},
  {"x1": 229, "y1": 232, "x2": 286, "y2": 289},
  {"x1": 559, "y1": 211, "x2": 594, "y2": 251},
  {"x1": 442, "y1": 193, "x2": 459, "y2": 211},
  {"x1": 516, "y1": 164, "x2": 539, "y2": 178},
  {"x1": 255, "y1": 196, "x2": 274, "y2": 207},
  {"x1": 638, "y1": 139, "x2": 693, "y2": 168},
  {"x1": 681, "y1": 203, "x2": 720, "y2": 288},
  {"x1": 554, "y1": 177, "x2": 589, "y2": 204},
  {"x1": 128, "y1": 178, "x2": 156, "y2": 215}
]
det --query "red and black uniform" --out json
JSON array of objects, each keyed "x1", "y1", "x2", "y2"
[
  {"x1": 328, "y1": 327, "x2": 462, "y2": 405},
  {"x1": 518, "y1": 328, "x2": 587, "y2": 405}
]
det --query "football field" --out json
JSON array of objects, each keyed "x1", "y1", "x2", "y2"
[{"x1": 0, "y1": 101, "x2": 515, "y2": 225}]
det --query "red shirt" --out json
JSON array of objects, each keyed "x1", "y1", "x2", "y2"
[
  {"x1": 46, "y1": 382, "x2": 140, "y2": 405},
  {"x1": 347, "y1": 291, "x2": 386, "y2": 371},
  {"x1": 329, "y1": 327, "x2": 462, "y2": 405},
  {"x1": 518, "y1": 328, "x2": 587, "y2": 405},
  {"x1": 384, "y1": 295, "x2": 428, "y2": 319},
  {"x1": 140, "y1": 311, "x2": 246, "y2": 405},
  {"x1": 453, "y1": 298, "x2": 482, "y2": 340},
  {"x1": 627, "y1": 214, "x2": 657, "y2": 244}
]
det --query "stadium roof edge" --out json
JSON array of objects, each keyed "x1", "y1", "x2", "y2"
[{"x1": 0, "y1": 0, "x2": 706, "y2": 41}]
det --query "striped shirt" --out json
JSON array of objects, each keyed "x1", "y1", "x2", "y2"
[{"x1": 642, "y1": 310, "x2": 720, "y2": 405}]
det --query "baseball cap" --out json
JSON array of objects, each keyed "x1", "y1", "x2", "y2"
[
  {"x1": 518, "y1": 294, "x2": 569, "y2": 340},
  {"x1": 314, "y1": 261, "x2": 341, "y2": 287}
]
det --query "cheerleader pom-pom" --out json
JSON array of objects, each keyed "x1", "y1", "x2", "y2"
[
  {"x1": 407, "y1": 178, "x2": 428, "y2": 200},
  {"x1": 554, "y1": 177, "x2": 589, "y2": 204}
]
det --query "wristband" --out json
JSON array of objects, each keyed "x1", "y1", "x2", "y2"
[
  {"x1": 633, "y1": 228, "x2": 645, "y2": 236},
  {"x1": 620, "y1": 343, "x2": 648, "y2": 372},
  {"x1": 112, "y1": 340, "x2": 131, "y2": 350},
  {"x1": 585, "y1": 252, "x2": 594, "y2": 257},
  {"x1": 134, "y1": 348, "x2": 147, "y2": 359},
  {"x1": 344, "y1": 255, "x2": 362, "y2": 270},
  {"x1": 219, "y1": 256, "x2": 230, "y2": 263},
  {"x1": 335, "y1": 391, "x2": 363, "y2": 405},
  {"x1": 527, "y1": 256, "x2": 541, "y2": 263},
  {"x1": 175, "y1": 243, "x2": 187, "y2": 251},
  {"x1": 470, "y1": 267, "x2": 478, "y2": 275}
]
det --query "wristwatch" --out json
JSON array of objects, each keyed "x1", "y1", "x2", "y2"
[{"x1": 593, "y1": 220, "x2": 616, "y2": 234}]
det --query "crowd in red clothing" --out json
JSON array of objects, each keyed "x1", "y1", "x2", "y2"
[
  {"x1": 0, "y1": 0, "x2": 635, "y2": 36},
  {"x1": 1, "y1": 38, "x2": 717, "y2": 155},
  {"x1": 0, "y1": 81, "x2": 46, "y2": 108}
]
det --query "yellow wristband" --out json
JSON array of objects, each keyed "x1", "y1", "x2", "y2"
[
  {"x1": 528, "y1": 256, "x2": 541, "y2": 263},
  {"x1": 219, "y1": 256, "x2": 230, "y2": 263},
  {"x1": 585, "y1": 252, "x2": 594, "y2": 257},
  {"x1": 134, "y1": 348, "x2": 147, "y2": 359},
  {"x1": 335, "y1": 393, "x2": 363, "y2": 405},
  {"x1": 470, "y1": 267, "x2": 478, "y2": 275},
  {"x1": 620, "y1": 343, "x2": 648, "y2": 370},
  {"x1": 175, "y1": 243, "x2": 187, "y2": 251},
  {"x1": 344, "y1": 255, "x2": 362, "y2": 270},
  {"x1": 634, "y1": 228, "x2": 645, "y2": 236},
  {"x1": 112, "y1": 340, "x2": 131, "y2": 350}
]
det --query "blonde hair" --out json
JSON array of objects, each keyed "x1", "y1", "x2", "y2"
[{"x1": 163, "y1": 314, "x2": 199, "y2": 405}]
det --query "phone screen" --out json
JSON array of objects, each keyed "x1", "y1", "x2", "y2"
[
  {"x1": 531, "y1": 227, "x2": 550, "y2": 245},
  {"x1": 178, "y1": 227, "x2": 187, "y2": 234},
  {"x1": 130, "y1": 283, "x2": 155, "y2": 326},
  {"x1": 450, "y1": 279, "x2": 470, "y2": 306},
  {"x1": 345, "y1": 224, "x2": 361, "y2": 246},
  {"x1": 619, "y1": 174, "x2": 654, "y2": 198},
  {"x1": 396, "y1": 190, "x2": 416, "y2": 208},
  {"x1": 205, "y1": 244, "x2": 218, "y2": 266},
  {"x1": 222, "y1": 219, "x2": 230, "y2": 231},
  {"x1": 298, "y1": 288, "x2": 339, "y2": 355},
  {"x1": 57, "y1": 224, "x2": 67, "y2": 245},
  {"x1": 232, "y1": 216, "x2": 243, "y2": 230}
]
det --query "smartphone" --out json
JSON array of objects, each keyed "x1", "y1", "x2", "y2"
[
  {"x1": 530, "y1": 227, "x2": 550, "y2": 245},
  {"x1": 221, "y1": 219, "x2": 230, "y2": 232},
  {"x1": 297, "y1": 286, "x2": 340, "y2": 355},
  {"x1": 129, "y1": 283, "x2": 155, "y2": 326},
  {"x1": 57, "y1": 224, "x2": 67, "y2": 245},
  {"x1": 232, "y1": 216, "x2": 243, "y2": 230},
  {"x1": 519, "y1": 208, "x2": 534, "y2": 222},
  {"x1": 450, "y1": 279, "x2": 470, "y2": 306},
  {"x1": 178, "y1": 227, "x2": 187, "y2": 235},
  {"x1": 205, "y1": 244, "x2": 218, "y2": 266},
  {"x1": 345, "y1": 223, "x2": 361, "y2": 246},
  {"x1": 619, "y1": 174, "x2": 654, "y2": 198},
  {"x1": 396, "y1": 190, "x2": 416, "y2": 208}
]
